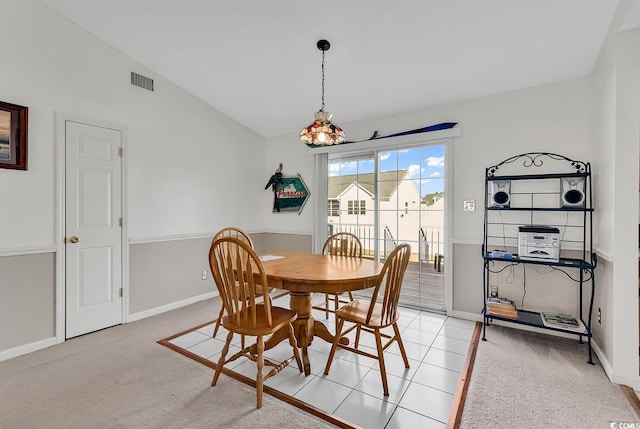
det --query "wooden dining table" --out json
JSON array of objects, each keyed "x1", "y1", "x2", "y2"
[{"x1": 258, "y1": 252, "x2": 382, "y2": 376}]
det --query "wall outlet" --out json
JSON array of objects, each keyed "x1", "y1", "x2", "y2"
[
  {"x1": 202, "y1": 270, "x2": 208, "y2": 280},
  {"x1": 490, "y1": 285, "x2": 499, "y2": 298},
  {"x1": 597, "y1": 307, "x2": 601, "y2": 324}
]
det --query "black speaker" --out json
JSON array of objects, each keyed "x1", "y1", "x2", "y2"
[
  {"x1": 560, "y1": 177, "x2": 585, "y2": 208},
  {"x1": 490, "y1": 180, "x2": 511, "y2": 208}
]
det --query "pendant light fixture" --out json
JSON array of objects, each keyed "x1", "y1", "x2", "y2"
[{"x1": 300, "y1": 39, "x2": 345, "y2": 147}]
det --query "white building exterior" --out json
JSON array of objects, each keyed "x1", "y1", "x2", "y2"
[{"x1": 328, "y1": 170, "x2": 444, "y2": 260}]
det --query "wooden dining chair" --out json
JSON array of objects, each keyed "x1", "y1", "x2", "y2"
[
  {"x1": 211, "y1": 227, "x2": 259, "y2": 340},
  {"x1": 312, "y1": 232, "x2": 363, "y2": 323},
  {"x1": 209, "y1": 237, "x2": 302, "y2": 408},
  {"x1": 323, "y1": 243, "x2": 411, "y2": 396}
]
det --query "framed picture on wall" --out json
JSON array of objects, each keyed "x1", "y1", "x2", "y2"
[{"x1": 0, "y1": 100, "x2": 28, "y2": 170}]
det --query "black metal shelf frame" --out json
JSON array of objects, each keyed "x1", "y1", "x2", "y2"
[
  {"x1": 487, "y1": 207, "x2": 594, "y2": 212},
  {"x1": 481, "y1": 152, "x2": 595, "y2": 364}
]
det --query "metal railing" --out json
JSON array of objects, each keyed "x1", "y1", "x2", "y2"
[
  {"x1": 328, "y1": 223, "x2": 375, "y2": 256},
  {"x1": 383, "y1": 226, "x2": 397, "y2": 259},
  {"x1": 328, "y1": 222, "x2": 443, "y2": 262},
  {"x1": 419, "y1": 228, "x2": 429, "y2": 262}
]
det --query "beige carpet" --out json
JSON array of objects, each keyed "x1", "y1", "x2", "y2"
[
  {"x1": 460, "y1": 325, "x2": 639, "y2": 429},
  {"x1": 0, "y1": 298, "x2": 337, "y2": 429}
]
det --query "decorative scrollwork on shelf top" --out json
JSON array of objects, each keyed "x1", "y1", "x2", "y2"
[{"x1": 487, "y1": 152, "x2": 588, "y2": 176}]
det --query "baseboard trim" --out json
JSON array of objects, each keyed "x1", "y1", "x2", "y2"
[
  {"x1": 590, "y1": 339, "x2": 614, "y2": 378},
  {"x1": 448, "y1": 310, "x2": 483, "y2": 322},
  {"x1": 594, "y1": 248, "x2": 613, "y2": 262},
  {"x1": 0, "y1": 337, "x2": 57, "y2": 362},
  {"x1": 127, "y1": 291, "x2": 217, "y2": 323}
]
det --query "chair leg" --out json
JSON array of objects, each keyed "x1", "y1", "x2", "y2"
[
  {"x1": 212, "y1": 306, "x2": 224, "y2": 338},
  {"x1": 374, "y1": 328, "x2": 389, "y2": 396},
  {"x1": 393, "y1": 323, "x2": 410, "y2": 368},
  {"x1": 355, "y1": 325, "x2": 362, "y2": 348},
  {"x1": 324, "y1": 318, "x2": 344, "y2": 375},
  {"x1": 211, "y1": 331, "x2": 233, "y2": 386},
  {"x1": 288, "y1": 323, "x2": 303, "y2": 372},
  {"x1": 323, "y1": 293, "x2": 330, "y2": 319},
  {"x1": 256, "y1": 335, "x2": 264, "y2": 409},
  {"x1": 333, "y1": 293, "x2": 340, "y2": 325}
]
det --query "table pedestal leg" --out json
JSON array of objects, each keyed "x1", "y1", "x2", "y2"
[
  {"x1": 289, "y1": 292, "x2": 314, "y2": 375},
  {"x1": 259, "y1": 290, "x2": 350, "y2": 376},
  {"x1": 313, "y1": 320, "x2": 349, "y2": 346}
]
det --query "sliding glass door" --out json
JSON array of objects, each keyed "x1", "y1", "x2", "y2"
[
  {"x1": 327, "y1": 144, "x2": 446, "y2": 311},
  {"x1": 327, "y1": 154, "x2": 376, "y2": 257}
]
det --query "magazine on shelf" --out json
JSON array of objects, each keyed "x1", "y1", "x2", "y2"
[{"x1": 540, "y1": 312, "x2": 587, "y2": 333}]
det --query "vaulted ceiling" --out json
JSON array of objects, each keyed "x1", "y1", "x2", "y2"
[{"x1": 39, "y1": 1, "x2": 639, "y2": 138}]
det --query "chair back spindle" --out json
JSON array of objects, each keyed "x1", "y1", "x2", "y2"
[
  {"x1": 366, "y1": 243, "x2": 411, "y2": 326},
  {"x1": 322, "y1": 232, "x2": 363, "y2": 258},
  {"x1": 212, "y1": 226, "x2": 254, "y2": 248}
]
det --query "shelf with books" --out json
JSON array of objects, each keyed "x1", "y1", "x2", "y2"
[{"x1": 486, "y1": 297, "x2": 518, "y2": 319}]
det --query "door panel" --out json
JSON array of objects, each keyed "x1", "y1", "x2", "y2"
[
  {"x1": 78, "y1": 247, "x2": 112, "y2": 305},
  {"x1": 65, "y1": 121, "x2": 122, "y2": 338}
]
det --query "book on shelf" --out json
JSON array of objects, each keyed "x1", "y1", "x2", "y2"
[
  {"x1": 486, "y1": 297, "x2": 519, "y2": 319},
  {"x1": 540, "y1": 312, "x2": 587, "y2": 333}
]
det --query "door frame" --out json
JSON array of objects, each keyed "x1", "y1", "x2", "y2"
[
  {"x1": 312, "y1": 128, "x2": 458, "y2": 314},
  {"x1": 54, "y1": 112, "x2": 129, "y2": 343}
]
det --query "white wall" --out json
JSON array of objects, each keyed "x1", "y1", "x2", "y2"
[
  {"x1": 613, "y1": 28, "x2": 640, "y2": 386},
  {"x1": 264, "y1": 78, "x2": 591, "y2": 243},
  {"x1": 0, "y1": 0, "x2": 266, "y2": 252},
  {"x1": 590, "y1": 0, "x2": 640, "y2": 385},
  {"x1": 0, "y1": 0, "x2": 266, "y2": 358}
]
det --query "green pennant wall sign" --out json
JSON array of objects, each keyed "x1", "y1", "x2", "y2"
[{"x1": 272, "y1": 174, "x2": 310, "y2": 214}]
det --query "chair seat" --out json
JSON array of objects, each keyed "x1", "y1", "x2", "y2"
[
  {"x1": 222, "y1": 305, "x2": 298, "y2": 336},
  {"x1": 335, "y1": 299, "x2": 397, "y2": 329}
]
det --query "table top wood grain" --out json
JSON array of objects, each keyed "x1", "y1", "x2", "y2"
[{"x1": 261, "y1": 252, "x2": 382, "y2": 294}]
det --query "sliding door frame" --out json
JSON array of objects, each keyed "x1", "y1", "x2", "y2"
[{"x1": 312, "y1": 128, "x2": 459, "y2": 314}]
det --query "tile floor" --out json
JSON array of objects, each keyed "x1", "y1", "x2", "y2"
[{"x1": 169, "y1": 293, "x2": 476, "y2": 429}]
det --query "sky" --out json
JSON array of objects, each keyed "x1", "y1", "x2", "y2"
[{"x1": 329, "y1": 144, "x2": 445, "y2": 197}]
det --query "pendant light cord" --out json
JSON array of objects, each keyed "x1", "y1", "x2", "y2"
[{"x1": 320, "y1": 50, "x2": 325, "y2": 112}]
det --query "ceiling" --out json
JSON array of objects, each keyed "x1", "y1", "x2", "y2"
[{"x1": 38, "y1": 1, "x2": 636, "y2": 138}]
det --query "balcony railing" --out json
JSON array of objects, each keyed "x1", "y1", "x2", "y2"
[{"x1": 328, "y1": 222, "x2": 443, "y2": 262}]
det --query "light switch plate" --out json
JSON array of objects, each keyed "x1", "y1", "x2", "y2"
[{"x1": 464, "y1": 200, "x2": 476, "y2": 212}]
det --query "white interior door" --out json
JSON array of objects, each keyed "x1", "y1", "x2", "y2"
[{"x1": 65, "y1": 120, "x2": 122, "y2": 338}]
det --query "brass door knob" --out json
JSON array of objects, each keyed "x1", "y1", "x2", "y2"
[{"x1": 69, "y1": 236, "x2": 79, "y2": 244}]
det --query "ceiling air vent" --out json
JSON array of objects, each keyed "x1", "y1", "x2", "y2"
[{"x1": 131, "y1": 72, "x2": 154, "y2": 91}]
